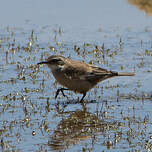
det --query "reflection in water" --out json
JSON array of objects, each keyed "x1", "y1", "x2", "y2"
[
  {"x1": 128, "y1": 0, "x2": 152, "y2": 15},
  {"x1": 48, "y1": 104, "x2": 120, "y2": 151}
]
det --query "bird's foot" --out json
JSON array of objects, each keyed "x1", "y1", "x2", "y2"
[
  {"x1": 55, "y1": 88, "x2": 69, "y2": 99},
  {"x1": 79, "y1": 93, "x2": 86, "y2": 103}
]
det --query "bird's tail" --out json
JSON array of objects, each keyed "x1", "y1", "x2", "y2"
[{"x1": 117, "y1": 72, "x2": 136, "y2": 76}]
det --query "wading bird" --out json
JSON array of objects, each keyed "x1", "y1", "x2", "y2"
[{"x1": 38, "y1": 55, "x2": 135, "y2": 102}]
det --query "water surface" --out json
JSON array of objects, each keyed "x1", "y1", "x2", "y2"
[{"x1": 0, "y1": 0, "x2": 152, "y2": 151}]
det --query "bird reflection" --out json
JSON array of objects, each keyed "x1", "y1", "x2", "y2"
[
  {"x1": 128, "y1": 0, "x2": 152, "y2": 15},
  {"x1": 48, "y1": 103, "x2": 119, "y2": 151}
]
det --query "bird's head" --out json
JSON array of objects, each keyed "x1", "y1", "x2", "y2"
[{"x1": 38, "y1": 55, "x2": 66, "y2": 71}]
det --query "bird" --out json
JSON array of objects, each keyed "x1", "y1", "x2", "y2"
[{"x1": 38, "y1": 55, "x2": 135, "y2": 102}]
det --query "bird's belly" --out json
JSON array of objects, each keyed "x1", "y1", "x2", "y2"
[{"x1": 53, "y1": 73, "x2": 92, "y2": 94}]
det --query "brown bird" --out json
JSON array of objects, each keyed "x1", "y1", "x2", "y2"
[{"x1": 38, "y1": 55, "x2": 135, "y2": 102}]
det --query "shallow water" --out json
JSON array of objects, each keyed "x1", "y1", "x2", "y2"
[{"x1": 1, "y1": 0, "x2": 152, "y2": 152}]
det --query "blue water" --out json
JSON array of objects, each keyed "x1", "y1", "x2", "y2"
[
  {"x1": 0, "y1": 0, "x2": 152, "y2": 151},
  {"x1": 0, "y1": 0, "x2": 152, "y2": 28}
]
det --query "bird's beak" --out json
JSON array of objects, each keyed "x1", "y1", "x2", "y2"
[{"x1": 37, "y1": 61, "x2": 48, "y2": 65}]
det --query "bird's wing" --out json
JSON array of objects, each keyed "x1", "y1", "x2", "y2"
[
  {"x1": 63, "y1": 64, "x2": 88, "y2": 80},
  {"x1": 84, "y1": 65, "x2": 117, "y2": 83},
  {"x1": 63, "y1": 60, "x2": 116, "y2": 82}
]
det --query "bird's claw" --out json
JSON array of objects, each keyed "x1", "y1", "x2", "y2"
[{"x1": 55, "y1": 88, "x2": 69, "y2": 99}]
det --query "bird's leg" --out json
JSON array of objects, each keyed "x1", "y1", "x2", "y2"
[
  {"x1": 80, "y1": 93, "x2": 86, "y2": 102},
  {"x1": 55, "y1": 88, "x2": 69, "y2": 99},
  {"x1": 60, "y1": 88, "x2": 69, "y2": 97}
]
